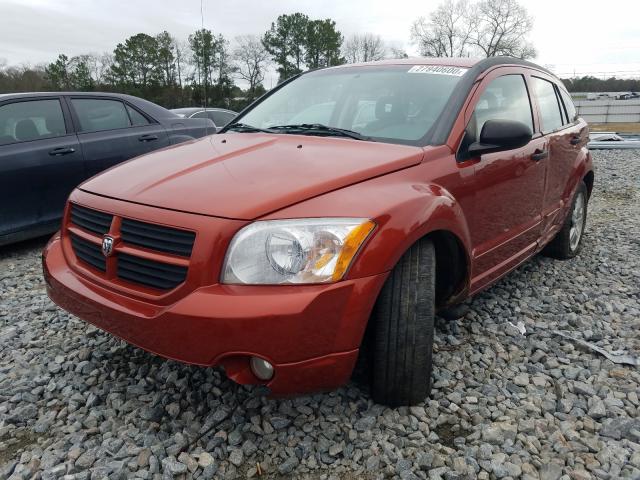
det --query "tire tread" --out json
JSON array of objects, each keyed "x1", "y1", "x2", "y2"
[{"x1": 371, "y1": 239, "x2": 435, "y2": 406}]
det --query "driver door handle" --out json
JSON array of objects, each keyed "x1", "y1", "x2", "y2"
[
  {"x1": 531, "y1": 149, "x2": 548, "y2": 161},
  {"x1": 48, "y1": 147, "x2": 75, "y2": 156},
  {"x1": 138, "y1": 134, "x2": 158, "y2": 142}
]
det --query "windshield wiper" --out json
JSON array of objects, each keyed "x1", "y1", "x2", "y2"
[
  {"x1": 224, "y1": 122, "x2": 276, "y2": 133},
  {"x1": 269, "y1": 123, "x2": 373, "y2": 141}
]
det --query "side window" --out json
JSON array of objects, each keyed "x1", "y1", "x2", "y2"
[
  {"x1": 192, "y1": 111, "x2": 209, "y2": 120},
  {"x1": 126, "y1": 104, "x2": 150, "y2": 126},
  {"x1": 531, "y1": 77, "x2": 564, "y2": 133},
  {"x1": 211, "y1": 111, "x2": 234, "y2": 126},
  {"x1": 72, "y1": 99, "x2": 131, "y2": 133},
  {"x1": 0, "y1": 99, "x2": 67, "y2": 145},
  {"x1": 464, "y1": 74, "x2": 533, "y2": 148},
  {"x1": 558, "y1": 88, "x2": 577, "y2": 123}
]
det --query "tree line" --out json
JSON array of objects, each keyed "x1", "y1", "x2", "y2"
[
  {"x1": 562, "y1": 76, "x2": 640, "y2": 94},
  {"x1": 1, "y1": 2, "x2": 638, "y2": 110},
  {"x1": 0, "y1": 11, "x2": 411, "y2": 110}
]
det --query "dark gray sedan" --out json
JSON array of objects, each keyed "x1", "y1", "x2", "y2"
[{"x1": 0, "y1": 92, "x2": 215, "y2": 246}]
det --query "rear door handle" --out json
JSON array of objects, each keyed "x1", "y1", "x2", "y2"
[
  {"x1": 48, "y1": 147, "x2": 75, "y2": 156},
  {"x1": 138, "y1": 134, "x2": 158, "y2": 142},
  {"x1": 531, "y1": 149, "x2": 548, "y2": 161},
  {"x1": 570, "y1": 135, "x2": 581, "y2": 145}
]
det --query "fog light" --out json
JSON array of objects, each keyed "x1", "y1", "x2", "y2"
[{"x1": 250, "y1": 357, "x2": 274, "y2": 381}]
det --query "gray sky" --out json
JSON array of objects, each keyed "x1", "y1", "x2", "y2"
[{"x1": 1, "y1": 0, "x2": 639, "y2": 84}]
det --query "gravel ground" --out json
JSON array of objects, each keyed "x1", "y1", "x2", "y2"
[{"x1": 1, "y1": 150, "x2": 639, "y2": 480}]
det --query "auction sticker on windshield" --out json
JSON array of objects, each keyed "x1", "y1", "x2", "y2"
[{"x1": 408, "y1": 65, "x2": 468, "y2": 76}]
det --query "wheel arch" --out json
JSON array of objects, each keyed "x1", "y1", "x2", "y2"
[
  {"x1": 346, "y1": 182, "x2": 474, "y2": 308},
  {"x1": 422, "y1": 229, "x2": 469, "y2": 308},
  {"x1": 583, "y1": 170, "x2": 594, "y2": 198}
]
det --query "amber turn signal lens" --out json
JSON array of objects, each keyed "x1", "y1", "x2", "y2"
[{"x1": 332, "y1": 220, "x2": 376, "y2": 281}]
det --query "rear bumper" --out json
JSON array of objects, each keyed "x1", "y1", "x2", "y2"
[{"x1": 44, "y1": 233, "x2": 387, "y2": 395}]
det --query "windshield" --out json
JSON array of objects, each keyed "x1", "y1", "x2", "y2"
[{"x1": 236, "y1": 65, "x2": 466, "y2": 145}]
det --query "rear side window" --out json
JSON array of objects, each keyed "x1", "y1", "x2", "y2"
[
  {"x1": 211, "y1": 111, "x2": 234, "y2": 126},
  {"x1": 558, "y1": 88, "x2": 577, "y2": 123},
  {"x1": 72, "y1": 99, "x2": 130, "y2": 133},
  {"x1": 126, "y1": 104, "x2": 150, "y2": 126},
  {"x1": 192, "y1": 111, "x2": 210, "y2": 121},
  {"x1": 0, "y1": 99, "x2": 67, "y2": 145},
  {"x1": 465, "y1": 74, "x2": 533, "y2": 146},
  {"x1": 532, "y1": 77, "x2": 564, "y2": 133}
]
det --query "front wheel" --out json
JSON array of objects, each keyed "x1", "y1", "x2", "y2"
[
  {"x1": 370, "y1": 239, "x2": 436, "y2": 406},
  {"x1": 542, "y1": 181, "x2": 588, "y2": 259}
]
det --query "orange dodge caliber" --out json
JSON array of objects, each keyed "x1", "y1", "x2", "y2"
[{"x1": 44, "y1": 57, "x2": 593, "y2": 406}]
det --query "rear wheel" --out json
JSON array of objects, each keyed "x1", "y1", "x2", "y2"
[
  {"x1": 370, "y1": 239, "x2": 436, "y2": 406},
  {"x1": 543, "y1": 181, "x2": 588, "y2": 259}
]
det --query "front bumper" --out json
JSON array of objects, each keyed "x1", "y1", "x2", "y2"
[{"x1": 44, "y1": 233, "x2": 387, "y2": 395}]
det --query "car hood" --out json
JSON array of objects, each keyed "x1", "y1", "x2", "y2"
[{"x1": 80, "y1": 133, "x2": 424, "y2": 219}]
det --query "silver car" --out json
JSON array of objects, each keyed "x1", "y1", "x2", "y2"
[{"x1": 171, "y1": 107, "x2": 237, "y2": 131}]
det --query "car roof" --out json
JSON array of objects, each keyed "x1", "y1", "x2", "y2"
[
  {"x1": 326, "y1": 56, "x2": 556, "y2": 79},
  {"x1": 337, "y1": 57, "x2": 480, "y2": 69},
  {"x1": 0, "y1": 91, "x2": 179, "y2": 118},
  {"x1": 0, "y1": 91, "x2": 143, "y2": 100}
]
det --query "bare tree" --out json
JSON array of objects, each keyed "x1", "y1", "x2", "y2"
[
  {"x1": 173, "y1": 39, "x2": 188, "y2": 88},
  {"x1": 471, "y1": 0, "x2": 535, "y2": 58},
  {"x1": 97, "y1": 53, "x2": 115, "y2": 84},
  {"x1": 410, "y1": 0, "x2": 535, "y2": 59},
  {"x1": 411, "y1": 0, "x2": 472, "y2": 57},
  {"x1": 79, "y1": 54, "x2": 101, "y2": 84},
  {"x1": 387, "y1": 47, "x2": 409, "y2": 59},
  {"x1": 343, "y1": 33, "x2": 386, "y2": 63},
  {"x1": 233, "y1": 35, "x2": 270, "y2": 98}
]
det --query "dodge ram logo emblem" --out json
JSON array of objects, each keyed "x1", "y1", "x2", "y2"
[{"x1": 102, "y1": 236, "x2": 114, "y2": 257}]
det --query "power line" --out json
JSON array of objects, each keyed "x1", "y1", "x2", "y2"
[
  {"x1": 554, "y1": 72, "x2": 640, "y2": 79},
  {"x1": 555, "y1": 70, "x2": 640, "y2": 75},
  {"x1": 200, "y1": 0, "x2": 209, "y2": 135}
]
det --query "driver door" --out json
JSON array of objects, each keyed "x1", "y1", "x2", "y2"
[{"x1": 460, "y1": 71, "x2": 548, "y2": 291}]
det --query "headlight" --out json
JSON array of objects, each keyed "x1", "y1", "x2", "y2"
[{"x1": 222, "y1": 218, "x2": 375, "y2": 284}]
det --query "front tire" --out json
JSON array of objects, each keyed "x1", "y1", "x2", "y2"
[
  {"x1": 370, "y1": 239, "x2": 436, "y2": 407},
  {"x1": 543, "y1": 181, "x2": 588, "y2": 259}
]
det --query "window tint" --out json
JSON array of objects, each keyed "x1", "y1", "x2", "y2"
[
  {"x1": 210, "y1": 111, "x2": 234, "y2": 126},
  {"x1": 192, "y1": 111, "x2": 209, "y2": 120},
  {"x1": 126, "y1": 104, "x2": 150, "y2": 126},
  {"x1": 532, "y1": 77, "x2": 564, "y2": 133},
  {"x1": 0, "y1": 99, "x2": 67, "y2": 145},
  {"x1": 558, "y1": 88, "x2": 577, "y2": 123},
  {"x1": 72, "y1": 99, "x2": 130, "y2": 132},
  {"x1": 466, "y1": 75, "x2": 533, "y2": 144}
]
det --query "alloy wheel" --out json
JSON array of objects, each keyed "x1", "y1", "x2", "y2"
[{"x1": 569, "y1": 191, "x2": 585, "y2": 251}]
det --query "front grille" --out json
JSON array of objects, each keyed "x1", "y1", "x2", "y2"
[
  {"x1": 121, "y1": 219, "x2": 195, "y2": 257},
  {"x1": 67, "y1": 204, "x2": 193, "y2": 291},
  {"x1": 71, "y1": 234, "x2": 106, "y2": 272},
  {"x1": 70, "y1": 204, "x2": 112, "y2": 235},
  {"x1": 117, "y1": 253, "x2": 188, "y2": 290}
]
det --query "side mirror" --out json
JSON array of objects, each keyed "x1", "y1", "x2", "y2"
[{"x1": 467, "y1": 119, "x2": 532, "y2": 157}]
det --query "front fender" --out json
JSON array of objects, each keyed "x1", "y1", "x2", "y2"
[
  {"x1": 348, "y1": 181, "x2": 473, "y2": 279},
  {"x1": 262, "y1": 164, "x2": 473, "y2": 280}
]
